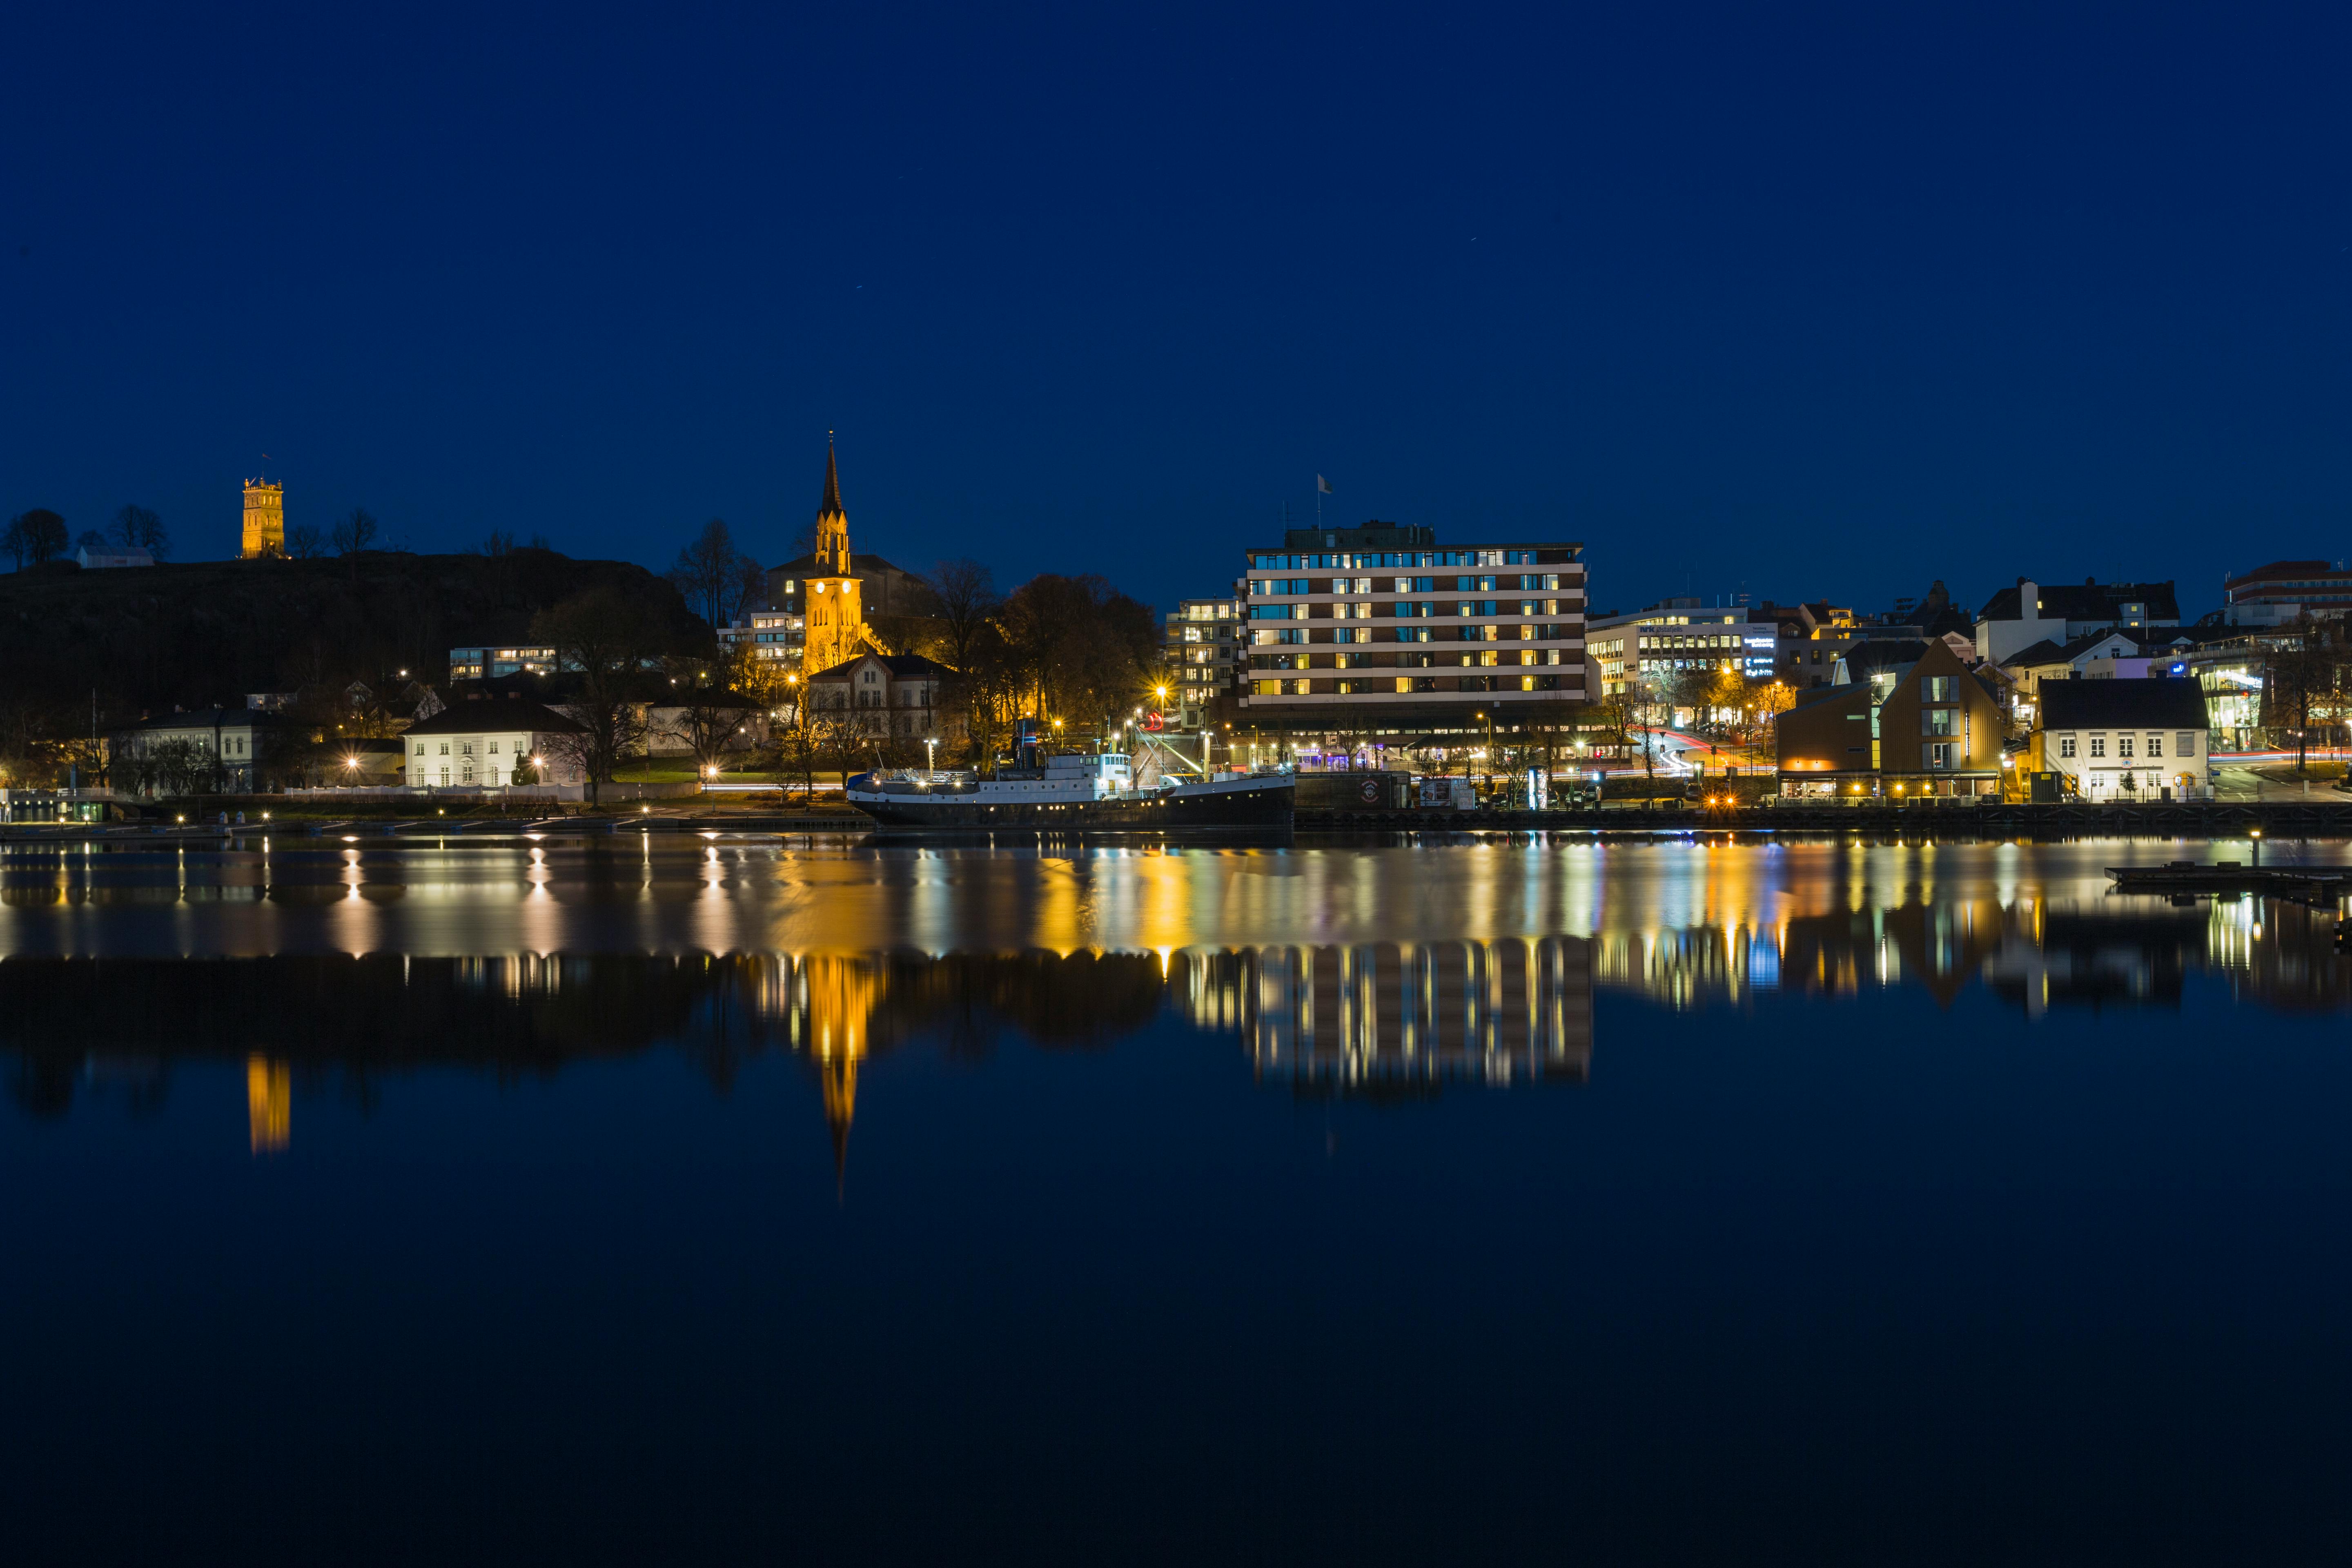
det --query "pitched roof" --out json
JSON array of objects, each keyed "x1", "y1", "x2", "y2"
[
  {"x1": 402, "y1": 699, "x2": 589, "y2": 735},
  {"x1": 1976, "y1": 579, "x2": 2181, "y2": 624},
  {"x1": 2002, "y1": 638, "x2": 2071, "y2": 669},
  {"x1": 2037, "y1": 678, "x2": 2210, "y2": 731},
  {"x1": 131, "y1": 707, "x2": 276, "y2": 730},
  {"x1": 807, "y1": 651, "x2": 959, "y2": 680}
]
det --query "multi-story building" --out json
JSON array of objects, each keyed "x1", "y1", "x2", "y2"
[
  {"x1": 1775, "y1": 638, "x2": 2006, "y2": 798},
  {"x1": 1161, "y1": 597, "x2": 1240, "y2": 729},
  {"x1": 1236, "y1": 523, "x2": 1585, "y2": 737},
  {"x1": 2222, "y1": 560, "x2": 2352, "y2": 626},
  {"x1": 448, "y1": 644, "x2": 568, "y2": 680},
  {"x1": 1585, "y1": 602, "x2": 1777, "y2": 704},
  {"x1": 719, "y1": 610, "x2": 804, "y2": 667}
]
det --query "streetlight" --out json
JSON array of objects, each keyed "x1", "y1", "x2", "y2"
[
  {"x1": 2251, "y1": 826, "x2": 2263, "y2": 868},
  {"x1": 926, "y1": 736, "x2": 937, "y2": 781}
]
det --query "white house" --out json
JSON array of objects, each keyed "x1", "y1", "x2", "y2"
[
  {"x1": 805, "y1": 653, "x2": 962, "y2": 738},
  {"x1": 402, "y1": 697, "x2": 589, "y2": 788},
  {"x1": 76, "y1": 544, "x2": 154, "y2": 569},
  {"x1": 2034, "y1": 679, "x2": 2212, "y2": 800},
  {"x1": 117, "y1": 707, "x2": 276, "y2": 793}
]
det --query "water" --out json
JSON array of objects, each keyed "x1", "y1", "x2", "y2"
[{"x1": 5, "y1": 833, "x2": 2351, "y2": 1564}]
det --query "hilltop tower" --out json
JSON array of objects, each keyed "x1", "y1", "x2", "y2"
[
  {"x1": 241, "y1": 478, "x2": 285, "y2": 558},
  {"x1": 800, "y1": 440, "x2": 869, "y2": 673}
]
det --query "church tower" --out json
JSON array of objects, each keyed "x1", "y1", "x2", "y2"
[
  {"x1": 241, "y1": 478, "x2": 285, "y2": 558},
  {"x1": 800, "y1": 439, "x2": 869, "y2": 673}
]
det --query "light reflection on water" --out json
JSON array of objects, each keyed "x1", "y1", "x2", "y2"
[
  {"x1": 5, "y1": 836, "x2": 2348, "y2": 1153},
  {"x1": 11, "y1": 836, "x2": 2352, "y2": 1563}
]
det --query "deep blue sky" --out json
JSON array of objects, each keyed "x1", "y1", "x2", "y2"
[{"x1": 5, "y1": 3, "x2": 2346, "y2": 620}]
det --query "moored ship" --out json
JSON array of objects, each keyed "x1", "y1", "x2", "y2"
[{"x1": 846, "y1": 751, "x2": 1293, "y2": 834}]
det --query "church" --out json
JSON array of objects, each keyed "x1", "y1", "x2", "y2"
[
  {"x1": 763, "y1": 443, "x2": 929, "y2": 667},
  {"x1": 772, "y1": 442, "x2": 960, "y2": 737}
]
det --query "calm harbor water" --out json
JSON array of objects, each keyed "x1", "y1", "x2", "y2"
[{"x1": 6, "y1": 833, "x2": 2352, "y2": 1564}]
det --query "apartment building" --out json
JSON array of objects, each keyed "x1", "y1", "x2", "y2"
[
  {"x1": 1161, "y1": 597, "x2": 1240, "y2": 729},
  {"x1": 1236, "y1": 523, "x2": 1585, "y2": 733}
]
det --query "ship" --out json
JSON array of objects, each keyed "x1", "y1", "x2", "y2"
[{"x1": 845, "y1": 751, "x2": 1294, "y2": 835}]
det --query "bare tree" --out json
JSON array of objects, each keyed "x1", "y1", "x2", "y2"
[
  {"x1": 8, "y1": 510, "x2": 67, "y2": 567},
  {"x1": 530, "y1": 587, "x2": 656, "y2": 805},
  {"x1": 653, "y1": 664, "x2": 764, "y2": 775},
  {"x1": 332, "y1": 507, "x2": 379, "y2": 556},
  {"x1": 2265, "y1": 616, "x2": 2343, "y2": 775},
  {"x1": 928, "y1": 557, "x2": 1001, "y2": 671},
  {"x1": 768, "y1": 724, "x2": 821, "y2": 805},
  {"x1": 111, "y1": 504, "x2": 170, "y2": 559},
  {"x1": 667, "y1": 518, "x2": 763, "y2": 629},
  {"x1": 285, "y1": 522, "x2": 325, "y2": 559}
]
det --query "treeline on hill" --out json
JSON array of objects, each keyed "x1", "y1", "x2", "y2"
[{"x1": 0, "y1": 548, "x2": 712, "y2": 777}]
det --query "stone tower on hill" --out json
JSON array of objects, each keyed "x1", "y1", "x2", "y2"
[{"x1": 242, "y1": 478, "x2": 285, "y2": 559}]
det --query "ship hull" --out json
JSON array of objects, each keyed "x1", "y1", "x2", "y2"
[{"x1": 848, "y1": 780, "x2": 1294, "y2": 835}]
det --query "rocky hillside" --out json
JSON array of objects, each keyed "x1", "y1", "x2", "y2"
[{"x1": 0, "y1": 548, "x2": 713, "y2": 714}]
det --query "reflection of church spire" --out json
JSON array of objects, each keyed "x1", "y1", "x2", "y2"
[
  {"x1": 246, "y1": 1054, "x2": 290, "y2": 1153},
  {"x1": 801, "y1": 955, "x2": 878, "y2": 1194},
  {"x1": 820, "y1": 1047, "x2": 857, "y2": 1193}
]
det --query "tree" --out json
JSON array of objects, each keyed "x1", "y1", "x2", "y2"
[
  {"x1": 7, "y1": 510, "x2": 67, "y2": 567},
  {"x1": 530, "y1": 586, "x2": 657, "y2": 805},
  {"x1": 653, "y1": 668, "x2": 763, "y2": 775},
  {"x1": 2264, "y1": 617, "x2": 2344, "y2": 773},
  {"x1": 332, "y1": 507, "x2": 379, "y2": 556},
  {"x1": 769, "y1": 724, "x2": 821, "y2": 804},
  {"x1": 928, "y1": 557, "x2": 1001, "y2": 671},
  {"x1": 285, "y1": 522, "x2": 325, "y2": 559},
  {"x1": 666, "y1": 518, "x2": 763, "y2": 629},
  {"x1": 74, "y1": 530, "x2": 106, "y2": 551},
  {"x1": 111, "y1": 504, "x2": 170, "y2": 559}
]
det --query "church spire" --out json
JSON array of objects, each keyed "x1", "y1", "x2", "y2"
[
  {"x1": 820, "y1": 431, "x2": 843, "y2": 519},
  {"x1": 813, "y1": 435, "x2": 850, "y2": 577}
]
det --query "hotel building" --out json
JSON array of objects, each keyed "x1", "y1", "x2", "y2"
[{"x1": 1237, "y1": 523, "x2": 1586, "y2": 735}]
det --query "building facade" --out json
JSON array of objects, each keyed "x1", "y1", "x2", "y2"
[
  {"x1": 805, "y1": 652, "x2": 961, "y2": 739},
  {"x1": 1162, "y1": 597, "x2": 1240, "y2": 729},
  {"x1": 1236, "y1": 523, "x2": 1585, "y2": 734},
  {"x1": 1775, "y1": 639, "x2": 2005, "y2": 797},
  {"x1": 2031, "y1": 679, "x2": 2211, "y2": 799},
  {"x1": 117, "y1": 708, "x2": 276, "y2": 793},
  {"x1": 241, "y1": 479, "x2": 284, "y2": 559},
  {"x1": 402, "y1": 701, "x2": 589, "y2": 788},
  {"x1": 1586, "y1": 602, "x2": 1777, "y2": 704},
  {"x1": 2222, "y1": 560, "x2": 2352, "y2": 626}
]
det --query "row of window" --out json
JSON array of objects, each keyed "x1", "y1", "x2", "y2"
[
  {"x1": 1254, "y1": 650, "x2": 1571, "y2": 670},
  {"x1": 1252, "y1": 674, "x2": 1579, "y2": 695},
  {"x1": 1250, "y1": 599, "x2": 1579, "y2": 621},
  {"x1": 415, "y1": 739, "x2": 514, "y2": 755},
  {"x1": 1255, "y1": 626, "x2": 1582, "y2": 646},
  {"x1": 1251, "y1": 574, "x2": 1576, "y2": 597},
  {"x1": 1248, "y1": 549, "x2": 1565, "y2": 570},
  {"x1": 2056, "y1": 732, "x2": 2201, "y2": 760}
]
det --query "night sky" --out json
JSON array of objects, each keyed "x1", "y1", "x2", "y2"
[{"x1": 5, "y1": 3, "x2": 2345, "y2": 620}]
